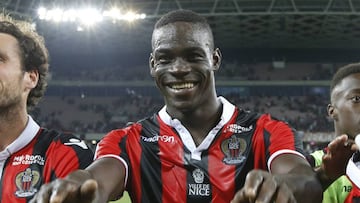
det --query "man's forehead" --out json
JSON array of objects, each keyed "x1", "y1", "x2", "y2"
[
  {"x1": 152, "y1": 22, "x2": 211, "y2": 49},
  {"x1": 332, "y1": 74, "x2": 360, "y2": 98}
]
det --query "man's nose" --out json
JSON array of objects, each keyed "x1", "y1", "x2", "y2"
[{"x1": 169, "y1": 58, "x2": 191, "y2": 76}]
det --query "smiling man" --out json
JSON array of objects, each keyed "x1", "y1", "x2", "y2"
[{"x1": 31, "y1": 9, "x2": 326, "y2": 203}]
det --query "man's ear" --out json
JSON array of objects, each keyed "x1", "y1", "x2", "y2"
[
  {"x1": 212, "y1": 48, "x2": 222, "y2": 71},
  {"x1": 24, "y1": 69, "x2": 39, "y2": 90},
  {"x1": 327, "y1": 103, "x2": 337, "y2": 120},
  {"x1": 149, "y1": 53, "x2": 156, "y2": 77}
]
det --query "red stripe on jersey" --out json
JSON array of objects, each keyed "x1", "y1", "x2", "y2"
[
  {"x1": 264, "y1": 116, "x2": 296, "y2": 154},
  {"x1": 1, "y1": 129, "x2": 93, "y2": 203},
  {"x1": 157, "y1": 115, "x2": 187, "y2": 203},
  {"x1": 43, "y1": 141, "x2": 80, "y2": 182},
  {"x1": 252, "y1": 114, "x2": 296, "y2": 169},
  {"x1": 96, "y1": 128, "x2": 125, "y2": 159},
  {"x1": 208, "y1": 109, "x2": 239, "y2": 203},
  {"x1": 96, "y1": 125, "x2": 144, "y2": 203}
]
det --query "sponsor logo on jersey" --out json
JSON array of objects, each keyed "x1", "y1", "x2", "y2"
[
  {"x1": 141, "y1": 135, "x2": 175, "y2": 143},
  {"x1": 64, "y1": 138, "x2": 88, "y2": 149},
  {"x1": 224, "y1": 124, "x2": 253, "y2": 134},
  {"x1": 188, "y1": 168, "x2": 210, "y2": 197},
  {"x1": 12, "y1": 155, "x2": 45, "y2": 166},
  {"x1": 14, "y1": 168, "x2": 40, "y2": 198},
  {"x1": 221, "y1": 135, "x2": 247, "y2": 165}
]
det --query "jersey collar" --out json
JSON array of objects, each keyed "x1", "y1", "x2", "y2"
[
  {"x1": 158, "y1": 96, "x2": 235, "y2": 160},
  {"x1": 0, "y1": 115, "x2": 40, "y2": 159},
  {"x1": 159, "y1": 96, "x2": 235, "y2": 126}
]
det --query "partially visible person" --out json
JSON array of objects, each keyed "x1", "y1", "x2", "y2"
[
  {"x1": 31, "y1": 9, "x2": 326, "y2": 203},
  {"x1": 0, "y1": 13, "x2": 94, "y2": 202},
  {"x1": 307, "y1": 63, "x2": 360, "y2": 202},
  {"x1": 345, "y1": 149, "x2": 360, "y2": 202},
  {"x1": 318, "y1": 134, "x2": 359, "y2": 203}
]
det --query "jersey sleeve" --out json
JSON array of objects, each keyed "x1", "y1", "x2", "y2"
[
  {"x1": 44, "y1": 133, "x2": 94, "y2": 182},
  {"x1": 256, "y1": 114, "x2": 306, "y2": 170},
  {"x1": 95, "y1": 127, "x2": 130, "y2": 163},
  {"x1": 94, "y1": 126, "x2": 137, "y2": 187}
]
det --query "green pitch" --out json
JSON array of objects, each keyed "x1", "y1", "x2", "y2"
[{"x1": 109, "y1": 192, "x2": 131, "y2": 203}]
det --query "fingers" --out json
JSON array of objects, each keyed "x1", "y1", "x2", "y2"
[
  {"x1": 322, "y1": 134, "x2": 357, "y2": 180},
  {"x1": 354, "y1": 134, "x2": 360, "y2": 151},
  {"x1": 30, "y1": 182, "x2": 52, "y2": 203},
  {"x1": 326, "y1": 134, "x2": 355, "y2": 157},
  {"x1": 49, "y1": 179, "x2": 78, "y2": 203},
  {"x1": 231, "y1": 171, "x2": 264, "y2": 203},
  {"x1": 254, "y1": 176, "x2": 277, "y2": 202},
  {"x1": 232, "y1": 170, "x2": 296, "y2": 203},
  {"x1": 79, "y1": 179, "x2": 98, "y2": 202},
  {"x1": 234, "y1": 170, "x2": 264, "y2": 202},
  {"x1": 30, "y1": 179, "x2": 98, "y2": 203},
  {"x1": 273, "y1": 184, "x2": 297, "y2": 203}
]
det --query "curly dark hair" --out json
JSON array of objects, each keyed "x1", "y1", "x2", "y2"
[{"x1": 0, "y1": 14, "x2": 49, "y2": 109}]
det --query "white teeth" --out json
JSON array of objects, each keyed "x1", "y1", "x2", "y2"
[{"x1": 170, "y1": 82, "x2": 194, "y2": 89}]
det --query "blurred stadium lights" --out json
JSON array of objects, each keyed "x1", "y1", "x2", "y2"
[{"x1": 37, "y1": 6, "x2": 146, "y2": 26}]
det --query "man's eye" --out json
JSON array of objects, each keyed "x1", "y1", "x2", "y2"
[
  {"x1": 351, "y1": 96, "x2": 360, "y2": 102},
  {"x1": 187, "y1": 54, "x2": 204, "y2": 62},
  {"x1": 156, "y1": 56, "x2": 171, "y2": 64}
]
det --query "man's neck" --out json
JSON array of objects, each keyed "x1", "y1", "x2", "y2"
[
  {"x1": 0, "y1": 108, "x2": 28, "y2": 151},
  {"x1": 172, "y1": 98, "x2": 223, "y2": 146}
]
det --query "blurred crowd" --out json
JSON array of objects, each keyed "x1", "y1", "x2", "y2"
[
  {"x1": 51, "y1": 62, "x2": 344, "y2": 82},
  {"x1": 35, "y1": 61, "x2": 346, "y2": 152}
]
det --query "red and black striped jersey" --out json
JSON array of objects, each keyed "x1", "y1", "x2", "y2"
[
  {"x1": 96, "y1": 97, "x2": 304, "y2": 203},
  {"x1": 345, "y1": 152, "x2": 360, "y2": 203},
  {"x1": 0, "y1": 116, "x2": 94, "y2": 203}
]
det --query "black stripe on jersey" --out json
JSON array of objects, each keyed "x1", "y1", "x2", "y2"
[
  {"x1": 263, "y1": 130, "x2": 271, "y2": 163},
  {"x1": 293, "y1": 130, "x2": 305, "y2": 154},
  {"x1": 27, "y1": 129, "x2": 55, "y2": 202},
  {"x1": 139, "y1": 116, "x2": 163, "y2": 203},
  {"x1": 0, "y1": 158, "x2": 11, "y2": 201},
  {"x1": 31, "y1": 129, "x2": 56, "y2": 185},
  {"x1": 185, "y1": 151, "x2": 212, "y2": 203},
  {"x1": 232, "y1": 110, "x2": 260, "y2": 190}
]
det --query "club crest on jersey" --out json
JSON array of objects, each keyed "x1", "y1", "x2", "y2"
[
  {"x1": 192, "y1": 168, "x2": 204, "y2": 184},
  {"x1": 221, "y1": 135, "x2": 247, "y2": 165},
  {"x1": 15, "y1": 168, "x2": 40, "y2": 198},
  {"x1": 188, "y1": 168, "x2": 210, "y2": 197}
]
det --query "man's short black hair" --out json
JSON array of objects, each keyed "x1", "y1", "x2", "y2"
[
  {"x1": 330, "y1": 63, "x2": 360, "y2": 94},
  {"x1": 155, "y1": 9, "x2": 210, "y2": 29},
  {"x1": 153, "y1": 9, "x2": 214, "y2": 50}
]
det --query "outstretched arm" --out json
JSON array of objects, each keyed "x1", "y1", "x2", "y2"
[
  {"x1": 232, "y1": 135, "x2": 360, "y2": 203},
  {"x1": 30, "y1": 157, "x2": 126, "y2": 203},
  {"x1": 232, "y1": 154, "x2": 323, "y2": 203}
]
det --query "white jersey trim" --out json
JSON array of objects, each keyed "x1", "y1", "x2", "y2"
[
  {"x1": 346, "y1": 156, "x2": 360, "y2": 188},
  {"x1": 267, "y1": 149, "x2": 305, "y2": 171},
  {"x1": 0, "y1": 115, "x2": 40, "y2": 181}
]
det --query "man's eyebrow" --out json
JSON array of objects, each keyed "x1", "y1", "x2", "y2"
[{"x1": 348, "y1": 88, "x2": 360, "y2": 94}]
